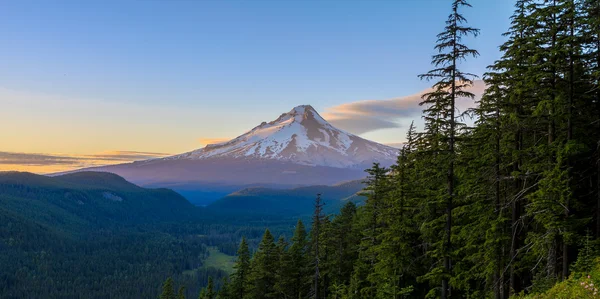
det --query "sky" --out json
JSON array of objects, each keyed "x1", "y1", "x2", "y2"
[{"x1": 0, "y1": 0, "x2": 514, "y2": 173}]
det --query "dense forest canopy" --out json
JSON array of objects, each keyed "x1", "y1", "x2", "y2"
[{"x1": 0, "y1": 172, "x2": 298, "y2": 298}]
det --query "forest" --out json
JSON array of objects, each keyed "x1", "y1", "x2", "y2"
[
  {"x1": 0, "y1": 171, "x2": 299, "y2": 298},
  {"x1": 161, "y1": 0, "x2": 600, "y2": 298}
]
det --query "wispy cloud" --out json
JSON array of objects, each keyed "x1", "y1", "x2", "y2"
[
  {"x1": 86, "y1": 151, "x2": 171, "y2": 161},
  {"x1": 322, "y1": 80, "x2": 486, "y2": 135},
  {"x1": 0, "y1": 152, "x2": 82, "y2": 166},
  {"x1": 0, "y1": 151, "x2": 170, "y2": 174}
]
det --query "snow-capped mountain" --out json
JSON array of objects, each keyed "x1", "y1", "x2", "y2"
[
  {"x1": 164, "y1": 105, "x2": 397, "y2": 168},
  {"x1": 74, "y1": 105, "x2": 398, "y2": 205}
]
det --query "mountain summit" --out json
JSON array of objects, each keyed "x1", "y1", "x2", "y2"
[
  {"x1": 165, "y1": 105, "x2": 397, "y2": 168},
  {"x1": 76, "y1": 105, "x2": 398, "y2": 205}
]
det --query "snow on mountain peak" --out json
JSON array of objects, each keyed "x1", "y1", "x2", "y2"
[{"x1": 169, "y1": 105, "x2": 398, "y2": 168}]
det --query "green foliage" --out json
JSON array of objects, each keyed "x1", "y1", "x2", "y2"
[
  {"x1": 230, "y1": 237, "x2": 251, "y2": 299},
  {"x1": 246, "y1": 229, "x2": 279, "y2": 299},
  {"x1": 178, "y1": 286, "x2": 186, "y2": 299},
  {"x1": 514, "y1": 258, "x2": 600, "y2": 299},
  {"x1": 0, "y1": 171, "x2": 296, "y2": 298},
  {"x1": 161, "y1": 277, "x2": 176, "y2": 299}
]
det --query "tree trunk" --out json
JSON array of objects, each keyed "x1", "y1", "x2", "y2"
[
  {"x1": 563, "y1": 7, "x2": 574, "y2": 280},
  {"x1": 494, "y1": 100, "x2": 503, "y2": 299},
  {"x1": 510, "y1": 127, "x2": 522, "y2": 296}
]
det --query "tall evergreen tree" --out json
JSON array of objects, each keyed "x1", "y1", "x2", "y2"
[
  {"x1": 330, "y1": 202, "x2": 358, "y2": 289},
  {"x1": 310, "y1": 193, "x2": 325, "y2": 299},
  {"x1": 274, "y1": 236, "x2": 292, "y2": 298},
  {"x1": 418, "y1": 0, "x2": 479, "y2": 297},
  {"x1": 287, "y1": 220, "x2": 311, "y2": 299},
  {"x1": 247, "y1": 229, "x2": 278, "y2": 299},
  {"x1": 231, "y1": 237, "x2": 251, "y2": 299}
]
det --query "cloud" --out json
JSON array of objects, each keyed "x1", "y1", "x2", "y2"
[
  {"x1": 0, "y1": 151, "x2": 171, "y2": 174},
  {"x1": 0, "y1": 152, "x2": 82, "y2": 166},
  {"x1": 322, "y1": 80, "x2": 486, "y2": 135},
  {"x1": 86, "y1": 151, "x2": 171, "y2": 161}
]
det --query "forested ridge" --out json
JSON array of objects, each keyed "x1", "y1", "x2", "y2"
[
  {"x1": 0, "y1": 171, "x2": 297, "y2": 298},
  {"x1": 167, "y1": 0, "x2": 600, "y2": 298}
]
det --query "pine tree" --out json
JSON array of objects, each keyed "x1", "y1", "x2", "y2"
[
  {"x1": 247, "y1": 229, "x2": 278, "y2": 299},
  {"x1": 373, "y1": 124, "x2": 421, "y2": 299},
  {"x1": 330, "y1": 202, "x2": 358, "y2": 289},
  {"x1": 581, "y1": 0, "x2": 600, "y2": 239},
  {"x1": 206, "y1": 277, "x2": 215, "y2": 299},
  {"x1": 350, "y1": 163, "x2": 391, "y2": 298},
  {"x1": 231, "y1": 237, "x2": 250, "y2": 299},
  {"x1": 483, "y1": 1, "x2": 539, "y2": 295},
  {"x1": 310, "y1": 193, "x2": 325, "y2": 299},
  {"x1": 160, "y1": 277, "x2": 176, "y2": 299},
  {"x1": 177, "y1": 286, "x2": 186, "y2": 299},
  {"x1": 215, "y1": 278, "x2": 231, "y2": 299},
  {"x1": 287, "y1": 220, "x2": 311, "y2": 299},
  {"x1": 418, "y1": 0, "x2": 479, "y2": 297},
  {"x1": 274, "y1": 236, "x2": 292, "y2": 298}
]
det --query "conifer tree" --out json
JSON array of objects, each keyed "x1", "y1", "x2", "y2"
[
  {"x1": 231, "y1": 237, "x2": 250, "y2": 299},
  {"x1": 274, "y1": 236, "x2": 292, "y2": 298},
  {"x1": 215, "y1": 278, "x2": 231, "y2": 299},
  {"x1": 418, "y1": 0, "x2": 479, "y2": 297},
  {"x1": 177, "y1": 286, "x2": 186, "y2": 299},
  {"x1": 373, "y1": 124, "x2": 421, "y2": 298},
  {"x1": 350, "y1": 163, "x2": 390, "y2": 298},
  {"x1": 310, "y1": 193, "x2": 325, "y2": 299},
  {"x1": 330, "y1": 202, "x2": 358, "y2": 289},
  {"x1": 287, "y1": 220, "x2": 311, "y2": 299},
  {"x1": 160, "y1": 277, "x2": 176, "y2": 299},
  {"x1": 198, "y1": 277, "x2": 215, "y2": 299},
  {"x1": 206, "y1": 277, "x2": 215, "y2": 299},
  {"x1": 247, "y1": 229, "x2": 278, "y2": 299}
]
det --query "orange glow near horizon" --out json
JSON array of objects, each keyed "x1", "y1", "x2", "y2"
[{"x1": 0, "y1": 151, "x2": 171, "y2": 174}]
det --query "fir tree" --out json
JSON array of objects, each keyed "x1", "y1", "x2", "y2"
[
  {"x1": 231, "y1": 237, "x2": 250, "y2": 299},
  {"x1": 247, "y1": 229, "x2": 278, "y2": 299},
  {"x1": 206, "y1": 277, "x2": 215, "y2": 299},
  {"x1": 274, "y1": 236, "x2": 292, "y2": 298},
  {"x1": 417, "y1": 0, "x2": 479, "y2": 297},
  {"x1": 177, "y1": 286, "x2": 186, "y2": 299},
  {"x1": 310, "y1": 193, "x2": 325, "y2": 299},
  {"x1": 288, "y1": 220, "x2": 311, "y2": 299},
  {"x1": 160, "y1": 277, "x2": 176, "y2": 299}
]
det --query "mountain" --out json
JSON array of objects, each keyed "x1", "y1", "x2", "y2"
[
  {"x1": 72, "y1": 105, "x2": 398, "y2": 205},
  {"x1": 169, "y1": 105, "x2": 397, "y2": 168},
  {"x1": 207, "y1": 179, "x2": 366, "y2": 216},
  {"x1": 0, "y1": 171, "x2": 196, "y2": 234}
]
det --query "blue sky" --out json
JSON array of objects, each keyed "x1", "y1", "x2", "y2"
[{"x1": 0, "y1": 0, "x2": 514, "y2": 171}]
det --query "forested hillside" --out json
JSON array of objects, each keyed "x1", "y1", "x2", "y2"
[
  {"x1": 0, "y1": 172, "x2": 296, "y2": 298},
  {"x1": 207, "y1": 180, "x2": 365, "y2": 216},
  {"x1": 167, "y1": 0, "x2": 600, "y2": 298}
]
